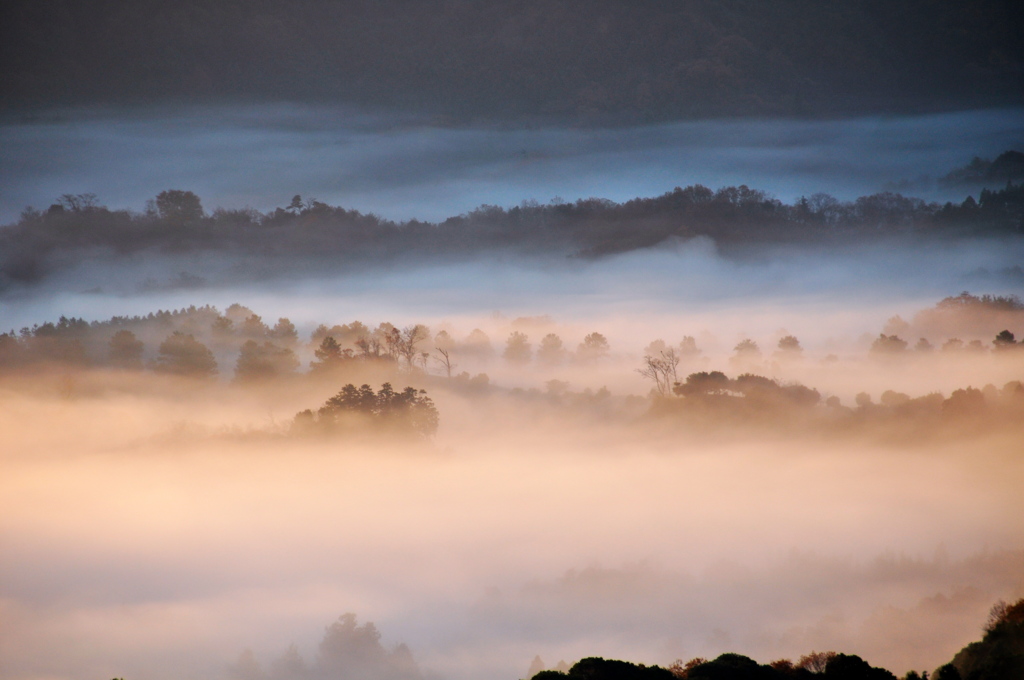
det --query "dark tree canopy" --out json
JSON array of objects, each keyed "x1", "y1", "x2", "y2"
[
  {"x1": 294, "y1": 383, "x2": 439, "y2": 437},
  {"x1": 154, "y1": 190, "x2": 204, "y2": 222}
]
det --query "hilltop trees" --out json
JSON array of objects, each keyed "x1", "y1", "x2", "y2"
[
  {"x1": 940, "y1": 597, "x2": 1024, "y2": 680},
  {"x1": 153, "y1": 190, "x2": 203, "y2": 222}
]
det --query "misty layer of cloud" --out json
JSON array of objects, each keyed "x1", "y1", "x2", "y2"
[
  {"x1": 2, "y1": 388, "x2": 1022, "y2": 680},
  {"x1": 2, "y1": 106, "x2": 1022, "y2": 225},
  {"x1": 2, "y1": 292, "x2": 1024, "y2": 680},
  {"x1": 4, "y1": 236, "x2": 1022, "y2": 358}
]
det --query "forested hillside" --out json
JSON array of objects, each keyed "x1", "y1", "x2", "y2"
[{"x1": 3, "y1": 0, "x2": 1021, "y2": 121}]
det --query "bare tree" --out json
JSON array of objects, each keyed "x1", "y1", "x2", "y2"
[
  {"x1": 637, "y1": 348, "x2": 679, "y2": 396},
  {"x1": 399, "y1": 324, "x2": 429, "y2": 367},
  {"x1": 434, "y1": 347, "x2": 457, "y2": 378}
]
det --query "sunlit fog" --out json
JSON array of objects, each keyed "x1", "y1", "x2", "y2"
[{"x1": 3, "y1": 3, "x2": 1024, "y2": 680}]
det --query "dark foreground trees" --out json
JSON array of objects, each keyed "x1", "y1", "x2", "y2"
[
  {"x1": 529, "y1": 652, "x2": 898, "y2": 680},
  {"x1": 944, "y1": 597, "x2": 1024, "y2": 680}
]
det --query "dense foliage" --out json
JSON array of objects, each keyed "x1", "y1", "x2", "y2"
[{"x1": 293, "y1": 383, "x2": 440, "y2": 437}]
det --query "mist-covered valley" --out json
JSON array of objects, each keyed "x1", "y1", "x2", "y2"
[
  {"x1": 2, "y1": 268, "x2": 1024, "y2": 680},
  {"x1": 4, "y1": 3, "x2": 1024, "y2": 675}
]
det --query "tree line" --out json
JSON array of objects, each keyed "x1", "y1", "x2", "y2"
[
  {"x1": 0, "y1": 302, "x2": 618, "y2": 379},
  {"x1": 3, "y1": 176, "x2": 1023, "y2": 287},
  {"x1": 526, "y1": 596, "x2": 1024, "y2": 679}
]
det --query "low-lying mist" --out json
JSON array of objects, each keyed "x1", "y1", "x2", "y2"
[
  {"x1": 2, "y1": 280, "x2": 1023, "y2": 680},
  {"x1": 3, "y1": 105, "x2": 1022, "y2": 225},
  {"x1": 3, "y1": 103, "x2": 1024, "y2": 680},
  {"x1": 1, "y1": 381, "x2": 1022, "y2": 680}
]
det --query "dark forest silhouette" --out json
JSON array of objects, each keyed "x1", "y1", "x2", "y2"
[
  {"x1": 3, "y1": 1, "x2": 1022, "y2": 122},
  {"x1": 523, "y1": 596, "x2": 1024, "y2": 679},
  {"x1": 2, "y1": 176, "x2": 1023, "y2": 288}
]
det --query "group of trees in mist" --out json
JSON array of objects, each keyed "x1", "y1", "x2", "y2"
[
  {"x1": 0, "y1": 302, "x2": 618, "y2": 386},
  {"x1": 4, "y1": 0, "x2": 1022, "y2": 121},
  {"x1": 3, "y1": 292, "x2": 1022, "y2": 438},
  {"x1": 227, "y1": 613, "x2": 422, "y2": 680},
  {"x1": 880, "y1": 292, "x2": 1024, "y2": 350},
  {"x1": 525, "y1": 597, "x2": 1024, "y2": 680},
  {"x1": 0, "y1": 303, "x2": 302, "y2": 380},
  {"x1": 3, "y1": 171, "x2": 1023, "y2": 287},
  {"x1": 940, "y1": 151, "x2": 1024, "y2": 190},
  {"x1": 637, "y1": 292, "x2": 1024, "y2": 402},
  {"x1": 641, "y1": 363, "x2": 1024, "y2": 433},
  {"x1": 292, "y1": 383, "x2": 439, "y2": 438}
]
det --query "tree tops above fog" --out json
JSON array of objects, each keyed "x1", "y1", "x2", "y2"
[
  {"x1": 3, "y1": 292, "x2": 1023, "y2": 383},
  {"x1": 227, "y1": 612, "x2": 422, "y2": 680},
  {"x1": 293, "y1": 383, "x2": 439, "y2": 438},
  {"x1": 3, "y1": 176, "x2": 1023, "y2": 288}
]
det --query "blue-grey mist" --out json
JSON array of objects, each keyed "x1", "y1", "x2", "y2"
[{"x1": 2, "y1": 105, "x2": 1022, "y2": 225}]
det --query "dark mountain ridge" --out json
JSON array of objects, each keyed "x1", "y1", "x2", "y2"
[{"x1": 3, "y1": 0, "x2": 1022, "y2": 123}]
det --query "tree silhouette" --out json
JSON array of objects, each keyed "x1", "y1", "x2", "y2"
[
  {"x1": 637, "y1": 348, "x2": 679, "y2": 396},
  {"x1": 537, "y1": 333, "x2": 567, "y2": 365},
  {"x1": 108, "y1": 329, "x2": 144, "y2": 369},
  {"x1": 674, "y1": 371, "x2": 730, "y2": 396},
  {"x1": 870, "y1": 334, "x2": 908, "y2": 355},
  {"x1": 235, "y1": 340, "x2": 299, "y2": 380},
  {"x1": 238, "y1": 314, "x2": 269, "y2": 339},
  {"x1": 504, "y1": 331, "x2": 532, "y2": 363},
  {"x1": 993, "y1": 329, "x2": 1017, "y2": 350},
  {"x1": 576, "y1": 332, "x2": 610, "y2": 362},
  {"x1": 305, "y1": 383, "x2": 439, "y2": 436},
  {"x1": 775, "y1": 335, "x2": 803, "y2": 359},
  {"x1": 462, "y1": 328, "x2": 494, "y2": 359},
  {"x1": 152, "y1": 332, "x2": 217, "y2": 377},
  {"x1": 796, "y1": 651, "x2": 837, "y2": 673},
  {"x1": 434, "y1": 347, "x2": 456, "y2": 378},
  {"x1": 154, "y1": 189, "x2": 203, "y2": 222},
  {"x1": 310, "y1": 336, "x2": 352, "y2": 372},
  {"x1": 399, "y1": 324, "x2": 430, "y2": 368},
  {"x1": 268, "y1": 317, "x2": 298, "y2": 346}
]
